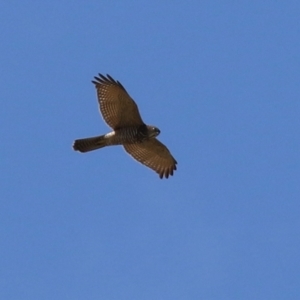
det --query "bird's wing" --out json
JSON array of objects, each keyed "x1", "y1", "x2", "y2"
[
  {"x1": 123, "y1": 138, "x2": 177, "y2": 179},
  {"x1": 92, "y1": 74, "x2": 144, "y2": 129}
]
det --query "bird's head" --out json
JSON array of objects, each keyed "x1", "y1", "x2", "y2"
[{"x1": 147, "y1": 125, "x2": 161, "y2": 138}]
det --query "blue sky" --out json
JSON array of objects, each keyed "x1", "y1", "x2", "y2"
[{"x1": 1, "y1": 1, "x2": 299, "y2": 299}]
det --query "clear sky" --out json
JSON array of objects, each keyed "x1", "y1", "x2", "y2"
[{"x1": 1, "y1": 1, "x2": 299, "y2": 299}]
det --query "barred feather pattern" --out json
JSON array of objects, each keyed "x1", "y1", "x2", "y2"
[
  {"x1": 105, "y1": 125, "x2": 149, "y2": 145},
  {"x1": 92, "y1": 74, "x2": 144, "y2": 129},
  {"x1": 74, "y1": 74, "x2": 177, "y2": 179}
]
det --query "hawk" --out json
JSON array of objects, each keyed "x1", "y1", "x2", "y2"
[{"x1": 73, "y1": 74, "x2": 177, "y2": 179}]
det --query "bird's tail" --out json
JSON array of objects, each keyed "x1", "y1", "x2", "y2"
[{"x1": 73, "y1": 135, "x2": 107, "y2": 153}]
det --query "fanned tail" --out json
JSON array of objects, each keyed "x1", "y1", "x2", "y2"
[{"x1": 73, "y1": 135, "x2": 106, "y2": 153}]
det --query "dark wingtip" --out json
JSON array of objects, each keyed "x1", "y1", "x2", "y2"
[
  {"x1": 91, "y1": 73, "x2": 127, "y2": 91},
  {"x1": 106, "y1": 74, "x2": 115, "y2": 82},
  {"x1": 99, "y1": 73, "x2": 108, "y2": 81},
  {"x1": 91, "y1": 73, "x2": 108, "y2": 85},
  {"x1": 157, "y1": 162, "x2": 178, "y2": 179}
]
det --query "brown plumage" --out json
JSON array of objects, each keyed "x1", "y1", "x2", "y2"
[{"x1": 73, "y1": 74, "x2": 177, "y2": 179}]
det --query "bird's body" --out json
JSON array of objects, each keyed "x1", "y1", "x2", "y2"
[
  {"x1": 73, "y1": 74, "x2": 177, "y2": 178},
  {"x1": 74, "y1": 125, "x2": 159, "y2": 150}
]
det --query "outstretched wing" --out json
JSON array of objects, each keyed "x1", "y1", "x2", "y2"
[
  {"x1": 92, "y1": 74, "x2": 144, "y2": 129},
  {"x1": 123, "y1": 138, "x2": 177, "y2": 179}
]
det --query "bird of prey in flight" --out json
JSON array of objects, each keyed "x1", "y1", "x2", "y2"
[{"x1": 73, "y1": 74, "x2": 177, "y2": 179}]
